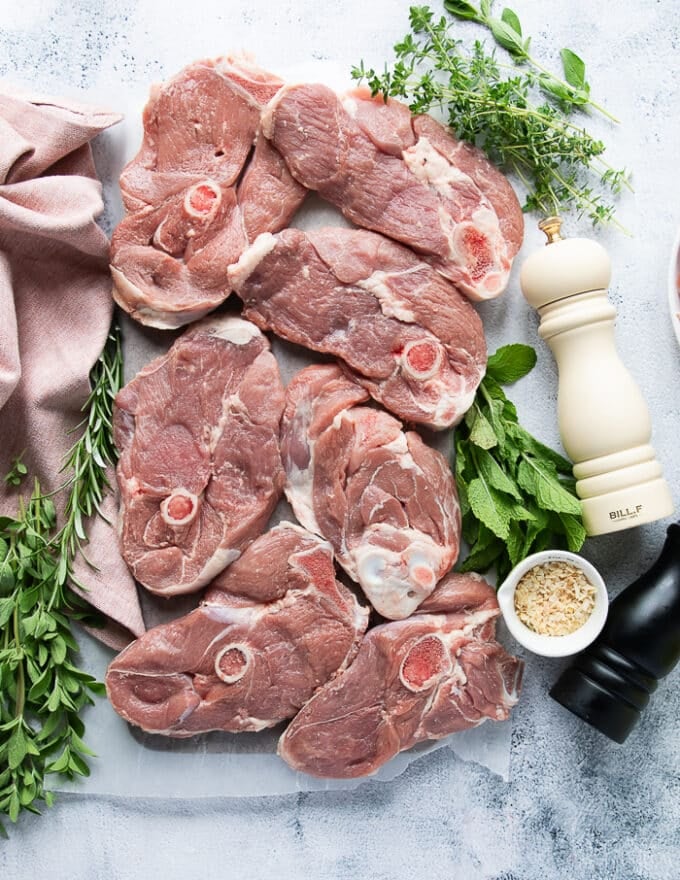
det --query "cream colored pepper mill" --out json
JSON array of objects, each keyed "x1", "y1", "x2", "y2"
[{"x1": 520, "y1": 217, "x2": 674, "y2": 536}]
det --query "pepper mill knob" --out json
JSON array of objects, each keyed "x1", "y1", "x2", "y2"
[
  {"x1": 538, "y1": 215, "x2": 564, "y2": 244},
  {"x1": 520, "y1": 219, "x2": 674, "y2": 536}
]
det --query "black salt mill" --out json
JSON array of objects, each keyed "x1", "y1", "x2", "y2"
[{"x1": 550, "y1": 521, "x2": 680, "y2": 743}]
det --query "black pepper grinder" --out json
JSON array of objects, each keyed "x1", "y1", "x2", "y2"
[{"x1": 550, "y1": 521, "x2": 680, "y2": 743}]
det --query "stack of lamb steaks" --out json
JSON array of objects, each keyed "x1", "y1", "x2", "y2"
[{"x1": 105, "y1": 56, "x2": 524, "y2": 779}]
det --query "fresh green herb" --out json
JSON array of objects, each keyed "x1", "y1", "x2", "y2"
[
  {"x1": 3, "y1": 455, "x2": 27, "y2": 489},
  {"x1": 444, "y1": 0, "x2": 615, "y2": 120},
  {"x1": 351, "y1": 4, "x2": 631, "y2": 228},
  {"x1": 455, "y1": 344, "x2": 586, "y2": 583},
  {"x1": 0, "y1": 326, "x2": 123, "y2": 836}
]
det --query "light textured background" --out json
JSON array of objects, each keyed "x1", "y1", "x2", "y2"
[{"x1": 1, "y1": 1, "x2": 679, "y2": 877}]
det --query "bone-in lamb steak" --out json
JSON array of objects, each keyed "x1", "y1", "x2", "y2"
[
  {"x1": 106, "y1": 523, "x2": 369, "y2": 736},
  {"x1": 110, "y1": 57, "x2": 306, "y2": 328},
  {"x1": 114, "y1": 315, "x2": 285, "y2": 597},
  {"x1": 262, "y1": 83, "x2": 524, "y2": 301},
  {"x1": 280, "y1": 364, "x2": 461, "y2": 619},
  {"x1": 229, "y1": 226, "x2": 486, "y2": 429},
  {"x1": 278, "y1": 571, "x2": 523, "y2": 778}
]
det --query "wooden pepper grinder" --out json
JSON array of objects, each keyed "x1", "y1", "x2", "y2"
[{"x1": 520, "y1": 217, "x2": 674, "y2": 536}]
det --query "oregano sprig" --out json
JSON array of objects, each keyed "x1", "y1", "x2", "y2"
[
  {"x1": 455, "y1": 344, "x2": 586, "y2": 583},
  {"x1": 352, "y1": 5, "x2": 632, "y2": 228},
  {"x1": 0, "y1": 325, "x2": 123, "y2": 836}
]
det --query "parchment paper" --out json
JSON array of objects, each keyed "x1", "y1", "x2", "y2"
[{"x1": 55, "y1": 61, "x2": 514, "y2": 797}]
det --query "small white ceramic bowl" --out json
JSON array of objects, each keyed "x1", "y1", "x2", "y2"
[{"x1": 497, "y1": 550, "x2": 609, "y2": 658}]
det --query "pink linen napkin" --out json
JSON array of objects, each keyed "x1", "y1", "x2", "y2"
[{"x1": 0, "y1": 87, "x2": 145, "y2": 650}]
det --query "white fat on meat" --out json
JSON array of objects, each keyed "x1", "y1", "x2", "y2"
[
  {"x1": 356, "y1": 268, "x2": 418, "y2": 323},
  {"x1": 228, "y1": 231, "x2": 277, "y2": 289},
  {"x1": 200, "y1": 314, "x2": 263, "y2": 346}
]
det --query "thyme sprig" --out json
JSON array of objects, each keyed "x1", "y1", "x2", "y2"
[
  {"x1": 352, "y1": 5, "x2": 631, "y2": 228},
  {"x1": 0, "y1": 325, "x2": 123, "y2": 836}
]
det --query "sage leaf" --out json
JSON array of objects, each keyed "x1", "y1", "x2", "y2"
[
  {"x1": 7, "y1": 727, "x2": 27, "y2": 771},
  {"x1": 500, "y1": 7, "x2": 522, "y2": 37},
  {"x1": 444, "y1": 0, "x2": 482, "y2": 22},
  {"x1": 488, "y1": 17, "x2": 529, "y2": 60},
  {"x1": 561, "y1": 47, "x2": 587, "y2": 89}
]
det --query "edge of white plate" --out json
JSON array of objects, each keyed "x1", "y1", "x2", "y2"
[{"x1": 667, "y1": 225, "x2": 680, "y2": 348}]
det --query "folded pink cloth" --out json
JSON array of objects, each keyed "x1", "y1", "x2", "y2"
[{"x1": 0, "y1": 88, "x2": 145, "y2": 650}]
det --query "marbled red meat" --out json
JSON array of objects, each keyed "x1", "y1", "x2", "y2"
[
  {"x1": 262, "y1": 83, "x2": 523, "y2": 300},
  {"x1": 106, "y1": 523, "x2": 369, "y2": 735},
  {"x1": 280, "y1": 364, "x2": 461, "y2": 619},
  {"x1": 114, "y1": 315, "x2": 285, "y2": 597},
  {"x1": 230, "y1": 226, "x2": 486, "y2": 429},
  {"x1": 278, "y1": 571, "x2": 523, "y2": 778},
  {"x1": 111, "y1": 57, "x2": 305, "y2": 329}
]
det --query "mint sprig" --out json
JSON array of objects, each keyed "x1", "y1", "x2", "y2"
[{"x1": 455, "y1": 344, "x2": 586, "y2": 583}]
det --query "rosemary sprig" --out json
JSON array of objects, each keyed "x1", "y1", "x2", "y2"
[
  {"x1": 352, "y1": 5, "x2": 631, "y2": 228},
  {"x1": 0, "y1": 325, "x2": 123, "y2": 836}
]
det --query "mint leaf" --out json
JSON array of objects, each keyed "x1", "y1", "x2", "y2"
[
  {"x1": 517, "y1": 456, "x2": 582, "y2": 515},
  {"x1": 475, "y1": 448, "x2": 521, "y2": 500},
  {"x1": 559, "y1": 513, "x2": 587, "y2": 552},
  {"x1": 508, "y1": 423, "x2": 573, "y2": 473},
  {"x1": 459, "y1": 537, "x2": 503, "y2": 572},
  {"x1": 467, "y1": 477, "x2": 511, "y2": 540},
  {"x1": 485, "y1": 344, "x2": 537, "y2": 385},
  {"x1": 466, "y1": 406, "x2": 498, "y2": 450},
  {"x1": 506, "y1": 521, "x2": 525, "y2": 567}
]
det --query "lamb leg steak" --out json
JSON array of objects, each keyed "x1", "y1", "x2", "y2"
[
  {"x1": 114, "y1": 315, "x2": 285, "y2": 597},
  {"x1": 111, "y1": 57, "x2": 306, "y2": 329},
  {"x1": 278, "y1": 571, "x2": 523, "y2": 778},
  {"x1": 230, "y1": 226, "x2": 486, "y2": 430},
  {"x1": 280, "y1": 364, "x2": 461, "y2": 619},
  {"x1": 105, "y1": 522, "x2": 369, "y2": 736},
  {"x1": 262, "y1": 83, "x2": 523, "y2": 301}
]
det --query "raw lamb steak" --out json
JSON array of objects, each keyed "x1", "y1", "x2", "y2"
[
  {"x1": 114, "y1": 315, "x2": 285, "y2": 597},
  {"x1": 278, "y1": 571, "x2": 523, "y2": 778},
  {"x1": 105, "y1": 523, "x2": 369, "y2": 736},
  {"x1": 111, "y1": 57, "x2": 305, "y2": 329},
  {"x1": 229, "y1": 227, "x2": 486, "y2": 429},
  {"x1": 280, "y1": 365, "x2": 461, "y2": 619},
  {"x1": 262, "y1": 83, "x2": 523, "y2": 300}
]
